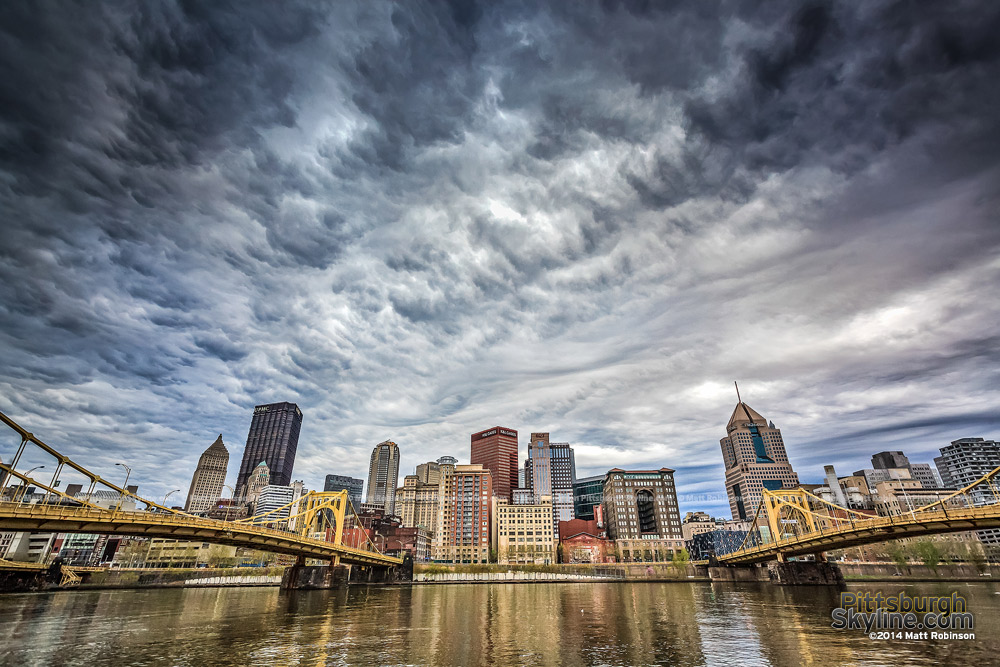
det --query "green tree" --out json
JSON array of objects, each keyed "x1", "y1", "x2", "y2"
[
  {"x1": 886, "y1": 543, "x2": 908, "y2": 572},
  {"x1": 912, "y1": 540, "x2": 942, "y2": 574},
  {"x1": 672, "y1": 548, "x2": 690, "y2": 572},
  {"x1": 968, "y1": 544, "x2": 987, "y2": 574}
]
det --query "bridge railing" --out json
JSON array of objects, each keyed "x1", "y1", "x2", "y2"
[{"x1": 0, "y1": 501, "x2": 401, "y2": 563}]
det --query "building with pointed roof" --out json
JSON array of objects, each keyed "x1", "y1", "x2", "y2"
[
  {"x1": 245, "y1": 460, "x2": 271, "y2": 507},
  {"x1": 184, "y1": 435, "x2": 230, "y2": 514},
  {"x1": 720, "y1": 398, "x2": 800, "y2": 522}
]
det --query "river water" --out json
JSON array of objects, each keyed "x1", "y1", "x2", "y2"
[{"x1": 1, "y1": 581, "x2": 997, "y2": 666}]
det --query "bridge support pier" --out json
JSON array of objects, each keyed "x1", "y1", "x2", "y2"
[
  {"x1": 280, "y1": 564, "x2": 351, "y2": 590},
  {"x1": 280, "y1": 555, "x2": 413, "y2": 590},
  {"x1": 767, "y1": 560, "x2": 843, "y2": 586}
]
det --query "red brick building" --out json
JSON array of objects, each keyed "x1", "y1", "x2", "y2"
[
  {"x1": 471, "y1": 426, "x2": 519, "y2": 500},
  {"x1": 558, "y1": 518, "x2": 612, "y2": 564}
]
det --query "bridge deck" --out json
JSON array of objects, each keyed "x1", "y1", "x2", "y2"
[
  {"x1": 718, "y1": 506, "x2": 1000, "y2": 564},
  {"x1": 0, "y1": 503, "x2": 402, "y2": 567}
]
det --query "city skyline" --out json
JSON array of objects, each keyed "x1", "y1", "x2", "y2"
[{"x1": 0, "y1": 2, "x2": 997, "y2": 518}]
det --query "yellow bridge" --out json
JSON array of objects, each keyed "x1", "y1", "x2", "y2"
[
  {"x1": 718, "y1": 472, "x2": 1000, "y2": 565},
  {"x1": 0, "y1": 410, "x2": 402, "y2": 569}
]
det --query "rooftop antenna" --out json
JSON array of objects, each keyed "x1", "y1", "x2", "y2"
[{"x1": 735, "y1": 381, "x2": 754, "y2": 422}]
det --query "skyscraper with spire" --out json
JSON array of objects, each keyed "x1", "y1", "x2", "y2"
[
  {"x1": 720, "y1": 386, "x2": 800, "y2": 521},
  {"x1": 184, "y1": 435, "x2": 229, "y2": 514}
]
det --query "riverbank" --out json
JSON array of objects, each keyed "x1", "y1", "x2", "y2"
[
  {"x1": 840, "y1": 562, "x2": 1000, "y2": 582},
  {"x1": 6, "y1": 560, "x2": 1000, "y2": 593}
]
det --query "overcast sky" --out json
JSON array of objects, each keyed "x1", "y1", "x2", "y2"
[{"x1": 1, "y1": 1, "x2": 998, "y2": 517}]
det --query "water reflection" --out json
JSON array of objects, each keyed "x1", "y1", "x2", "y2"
[{"x1": 1, "y1": 582, "x2": 998, "y2": 666}]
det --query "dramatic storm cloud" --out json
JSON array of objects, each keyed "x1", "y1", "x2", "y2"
[{"x1": 1, "y1": 1, "x2": 998, "y2": 516}]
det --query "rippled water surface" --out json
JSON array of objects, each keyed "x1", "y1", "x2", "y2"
[{"x1": 2, "y1": 581, "x2": 998, "y2": 666}]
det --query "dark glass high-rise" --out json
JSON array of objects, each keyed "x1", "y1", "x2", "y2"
[{"x1": 236, "y1": 402, "x2": 302, "y2": 498}]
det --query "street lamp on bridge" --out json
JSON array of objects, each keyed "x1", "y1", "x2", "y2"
[
  {"x1": 113, "y1": 462, "x2": 132, "y2": 516},
  {"x1": 162, "y1": 489, "x2": 180, "y2": 509},
  {"x1": 14, "y1": 465, "x2": 44, "y2": 503}
]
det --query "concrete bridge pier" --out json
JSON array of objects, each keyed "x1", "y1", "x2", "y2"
[
  {"x1": 766, "y1": 559, "x2": 844, "y2": 586},
  {"x1": 280, "y1": 554, "x2": 413, "y2": 590}
]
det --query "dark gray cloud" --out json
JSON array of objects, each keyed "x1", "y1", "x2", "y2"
[{"x1": 0, "y1": 0, "x2": 997, "y2": 517}]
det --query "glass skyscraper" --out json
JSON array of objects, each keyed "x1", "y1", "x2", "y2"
[{"x1": 235, "y1": 402, "x2": 302, "y2": 498}]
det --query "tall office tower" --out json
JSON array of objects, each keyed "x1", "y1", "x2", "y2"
[
  {"x1": 720, "y1": 398, "x2": 800, "y2": 521},
  {"x1": 397, "y1": 474, "x2": 440, "y2": 536},
  {"x1": 573, "y1": 474, "x2": 606, "y2": 521},
  {"x1": 871, "y1": 450, "x2": 942, "y2": 489},
  {"x1": 470, "y1": 426, "x2": 519, "y2": 500},
  {"x1": 524, "y1": 433, "x2": 576, "y2": 534},
  {"x1": 602, "y1": 468, "x2": 684, "y2": 561},
  {"x1": 366, "y1": 440, "x2": 401, "y2": 516},
  {"x1": 415, "y1": 461, "x2": 441, "y2": 485},
  {"x1": 245, "y1": 461, "x2": 270, "y2": 506},
  {"x1": 184, "y1": 435, "x2": 230, "y2": 514},
  {"x1": 236, "y1": 402, "x2": 302, "y2": 498},
  {"x1": 432, "y1": 464, "x2": 492, "y2": 563},
  {"x1": 324, "y1": 474, "x2": 364, "y2": 510}
]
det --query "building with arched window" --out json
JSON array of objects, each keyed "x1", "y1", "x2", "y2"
[{"x1": 601, "y1": 468, "x2": 684, "y2": 562}]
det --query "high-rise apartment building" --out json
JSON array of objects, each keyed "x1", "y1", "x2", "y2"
[
  {"x1": 871, "y1": 451, "x2": 942, "y2": 489},
  {"x1": 236, "y1": 402, "x2": 302, "y2": 498},
  {"x1": 935, "y1": 438, "x2": 1000, "y2": 507},
  {"x1": 432, "y1": 463, "x2": 492, "y2": 563},
  {"x1": 524, "y1": 433, "x2": 576, "y2": 534},
  {"x1": 397, "y1": 474, "x2": 440, "y2": 537},
  {"x1": 720, "y1": 400, "x2": 799, "y2": 521},
  {"x1": 366, "y1": 440, "x2": 401, "y2": 516},
  {"x1": 471, "y1": 426, "x2": 519, "y2": 500},
  {"x1": 324, "y1": 474, "x2": 364, "y2": 510},
  {"x1": 602, "y1": 468, "x2": 684, "y2": 561},
  {"x1": 184, "y1": 435, "x2": 230, "y2": 514}
]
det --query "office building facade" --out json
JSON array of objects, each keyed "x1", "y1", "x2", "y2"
[
  {"x1": 871, "y1": 450, "x2": 942, "y2": 489},
  {"x1": 397, "y1": 474, "x2": 440, "y2": 537},
  {"x1": 720, "y1": 401, "x2": 800, "y2": 521},
  {"x1": 602, "y1": 468, "x2": 684, "y2": 561},
  {"x1": 324, "y1": 474, "x2": 364, "y2": 510},
  {"x1": 493, "y1": 497, "x2": 554, "y2": 565},
  {"x1": 524, "y1": 433, "x2": 576, "y2": 534},
  {"x1": 573, "y1": 474, "x2": 605, "y2": 521},
  {"x1": 366, "y1": 440, "x2": 401, "y2": 516},
  {"x1": 184, "y1": 435, "x2": 230, "y2": 514},
  {"x1": 471, "y1": 426, "x2": 519, "y2": 500},
  {"x1": 236, "y1": 402, "x2": 302, "y2": 497}
]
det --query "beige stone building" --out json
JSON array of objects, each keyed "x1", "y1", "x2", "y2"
[
  {"x1": 142, "y1": 539, "x2": 237, "y2": 568},
  {"x1": 184, "y1": 435, "x2": 230, "y2": 513},
  {"x1": 397, "y1": 474, "x2": 440, "y2": 537},
  {"x1": 493, "y1": 497, "x2": 555, "y2": 564}
]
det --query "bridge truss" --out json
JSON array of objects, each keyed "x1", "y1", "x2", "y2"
[{"x1": 0, "y1": 410, "x2": 401, "y2": 568}]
